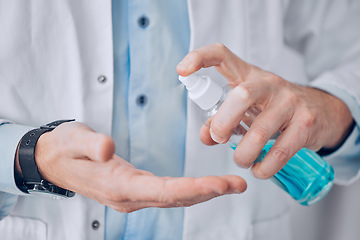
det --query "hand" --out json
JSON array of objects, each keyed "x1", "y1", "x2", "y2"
[
  {"x1": 16, "y1": 121, "x2": 246, "y2": 213},
  {"x1": 177, "y1": 43, "x2": 354, "y2": 179}
]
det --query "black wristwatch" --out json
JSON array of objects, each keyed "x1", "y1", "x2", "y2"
[{"x1": 16, "y1": 120, "x2": 76, "y2": 199}]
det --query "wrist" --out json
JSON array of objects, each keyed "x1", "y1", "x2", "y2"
[
  {"x1": 318, "y1": 120, "x2": 356, "y2": 156},
  {"x1": 17, "y1": 120, "x2": 76, "y2": 198},
  {"x1": 34, "y1": 132, "x2": 51, "y2": 181},
  {"x1": 323, "y1": 91, "x2": 354, "y2": 149}
]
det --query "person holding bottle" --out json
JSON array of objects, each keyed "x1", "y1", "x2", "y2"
[{"x1": 1, "y1": 1, "x2": 360, "y2": 240}]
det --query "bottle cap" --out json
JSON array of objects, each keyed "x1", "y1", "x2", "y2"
[{"x1": 179, "y1": 73, "x2": 223, "y2": 110}]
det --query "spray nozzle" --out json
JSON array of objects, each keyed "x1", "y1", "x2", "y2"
[{"x1": 178, "y1": 73, "x2": 223, "y2": 110}]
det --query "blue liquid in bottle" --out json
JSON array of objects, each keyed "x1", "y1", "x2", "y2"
[{"x1": 232, "y1": 140, "x2": 334, "y2": 205}]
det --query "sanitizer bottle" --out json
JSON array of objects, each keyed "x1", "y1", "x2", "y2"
[{"x1": 179, "y1": 73, "x2": 334, "y2": 205}]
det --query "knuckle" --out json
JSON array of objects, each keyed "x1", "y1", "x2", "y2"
[
  {"x1": 233, "y1": 85, "x2": 251, "y2": 103},
  {"x1": 270, "y1": 147, "x2": 289, "y2": 163},
  {"x1": 162, "y1": 185, "x2": 179, "y2": 204},
  {"x1": 155, "y1": 181, "x2": 172, "y2": 204},
  {"x1": 286, "y1": 90, "x2": 300, "y2": 106},
  {"x1": 158, "y1": 193, "x2": 174, "y2": 204},
  {"x1": 300, "y1": 111, "x2": 316, "y2": 129},
  {"x1": 249, "y1": 126, "x2": 268, "y2": 145}
]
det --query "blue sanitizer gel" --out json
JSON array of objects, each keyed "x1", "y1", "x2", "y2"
[
  {"x1": 179, "y1": 73, "x2": 335, "y2": 205},
  {"x1": 231, "y1": 141, "x2": 334, "y2": 205}
]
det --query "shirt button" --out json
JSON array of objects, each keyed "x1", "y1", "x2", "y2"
[
  {"x1": 136, "y1": 94, "x2": 148, "y2": 106},
  {"x1": 97, "y1": 75, "x2": 107, "y2": 84},
  {"x1": 138, "y1": 16, "x2": 150, "y2": 28},
  {"x1": 91, "y1": 220, "x2": 100, "y2": 230}
]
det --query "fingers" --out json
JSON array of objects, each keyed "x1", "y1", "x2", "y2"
[
  {"x1": 250, "y1": 122, "x2": 308, "y2": 179},
  {"x1": 249, "y1": 107, "x2": 316, "y2": 179},
  {"x1": 209, "y1": 80, "x2": 270, "y2": 144},
  {"x1": 233, "y1": 101, "x2": 293, "y2": 169},
  {"x1": 120, "y1": 174, "x2": 247, "y2": 206},
  {"x1": 73, "y1": 158, "x2": 247, "y2": 212},
  {"x1": 177, "y1": 43, "x2": 251, "y2": 85},
  {"x1": 121, "y1": 175, "x2": 247, "y2": 212},
  {"x1": 180, "y1": 43, "x2": 350, "y2": 183},
  {"x1": 217, "y1": 175, "x2": 248, "y2": 193},
  {"x1": 55, "y1": 143, "x2": 247, "y2": 213}
]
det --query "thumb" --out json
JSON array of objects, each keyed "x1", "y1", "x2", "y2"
[
  {"x1": 89, "y1": 133, "x2": 115, "y2": 161},
  {"x1": 71, "y1": 126, "x2": 115, "y2": 161}
]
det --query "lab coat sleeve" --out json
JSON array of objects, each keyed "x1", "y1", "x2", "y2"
[
  {"x1": 284, "y1": 0, "x2": 360, "y2": 185},
  {"x1": 0, "y1": 121, "x2": 33, "y2": 218}
]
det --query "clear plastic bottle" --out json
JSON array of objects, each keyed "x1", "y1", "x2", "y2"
[{"x1": 179, "y1": 73, "x2": 334, "y2": 205}]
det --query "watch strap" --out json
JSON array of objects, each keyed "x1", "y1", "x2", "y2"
[
  {"x1": 19, "y1": 128, "x2": 52, "y2": 182},
  {"x1": 18, "y1": 119, "x2": 75, "y2": 197}
]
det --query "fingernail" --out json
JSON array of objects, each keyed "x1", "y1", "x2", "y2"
[{"x1": 210, "y1": 128, "x2": 225, "y2": 144}]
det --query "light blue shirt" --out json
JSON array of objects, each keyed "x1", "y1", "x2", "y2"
[{"x1": 106, "y1": 0, "x2": 189, "y2": 239}]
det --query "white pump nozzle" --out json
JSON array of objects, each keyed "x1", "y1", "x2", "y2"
[{"x1": 179, "y1": 73, "x2": 223, "y2": 110}]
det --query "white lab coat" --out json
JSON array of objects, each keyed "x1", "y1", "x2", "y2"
[{"x1": 1, "y1": 1, "x2": 360, "y2": 240}]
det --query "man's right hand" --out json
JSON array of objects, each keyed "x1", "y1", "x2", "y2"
[{"x1": 16, "y1": 122, "x2": 247, "y2": 213}]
